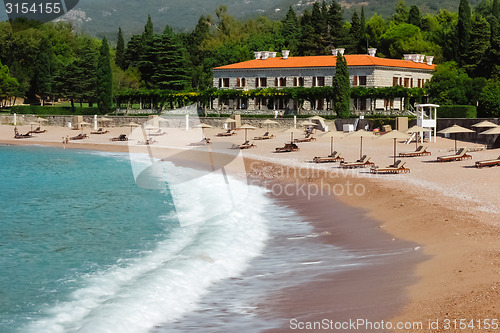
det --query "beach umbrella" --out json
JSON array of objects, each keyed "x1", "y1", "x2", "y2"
[
  {"x1": 406, "y1": 125, "x2": 433, "y2": 149},
  {"x1": 299, "y1": 121, "x2": 317, "y2": 128},
  {"x1": 308, "y1": 115, "x2": 325, "y2": 121},
  {"x1": 98, "y1": 117, "x2": 113, "y2": 126},
  {"x1": 144, "y1": 125, "x2": 157, "y2": 138},
  {"x1": 378, "y1": 130, "x2": 411, "y2": 164},
  {"x1": 127, "y1": 122, "x2": 140, "y2": 132},
  {"x1": 322, "y1": 130, "x2": 344, "y2": 155},
  {"x1": 472, "y1": 120, "x2": 498, "y2": 128},
  {"x1": 284, "y1": 127, "x2": 304, "y2": 143},
  {"x1": 438, "y1": 124, "x2": 475, "y2": 153},
  {"x1": 238, "y1": 124, "x2": 256, "y2": 141},
  {"x1": 194, "y1": 123, "x2": 213, "y2": 138},
  {"x1": 479, "y1": 126, "x2": 500, "y2": 135},
  {"x1": 224, "y1": 118, "x2": 237, "y2": 123},
  {"x1": 78, "y1": 121, "x2": 91, "y2": 134},
  {"x1": 261, "y1": 119, "x2": 279, "y2": 132},
  {"x1": 347, "y1": 129, "x2": 376, "y2": 159}
]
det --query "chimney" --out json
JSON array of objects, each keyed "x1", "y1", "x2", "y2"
[
  {"x1": 338, "y1": 48, "x2": 345, "y2": 56},
  {"x1": 282, "y1": 50, "x2": 290, "y2": 59},
  {"x1": 269, "y1": 52, "x2": 277, "y2": 58},
  {"x1": 261, "y1": 51, "x2": 269, "y2": 60},
  {"x1": 332, "y1": 49, "x2": 338, "y2": 56},
  {"x1": 254, "y1": 51, "x2": 261, "y2": 60},
  {"x1": 368, "y1": 48, "x2": 377, "y2": 57},
  {"x1": 403, "y1": 54, "x2": 411, "y2": 61},
  {"x1": 419, "y1": 54, "x2": 425, "y2": 63},
  {"x1": 409, "y1": 54, "x2": 417, "y2": 62},
  {"x1": 426, "y1": 56, "x2": 434, "y2": 66}
]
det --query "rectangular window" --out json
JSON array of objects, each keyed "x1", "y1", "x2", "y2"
[
  {"x1": 293, "y1": 77, "x2": 298, "y2": 86},
  {"x1": 410, "y1": 78, "x2": 414, "y2": 88},
  {"x1": 399, "y1": 77, "x2": 403, "y2": 86},
  {"x1": 299, "y1": 77, "x2": 304, "y2": 86},
  {"x1": 242, "y1": 78, "x2": 246, "y2": 87},
  {"x1": 260, "y1": 78, "x2": 267, "y2": 88},
  {"x1": 317, "y1": 77, "x2": 325, "y2": 86},
  {"x1": 312, "y1": 77, "x2": 317, "y2": 87},
  {"x1": 236, "y1": 78, "x2": 241, "y2": 87},
  {"x1": 353, "y1": 76, "x2": 358, "y2": 86},
  {"x1": 275, "y1": 78, "x2": 279, "y2": 87},
  {"x1": 359, "y1": 76, "x2": 367, "y2": 86},
  {"x1": 280, "y1": 77, "x2": 286, "y2": 87},
  {"x1": 223, "y1": 78, "x2": 230, "y2": 88},
  {"x1": 417, "y1": 78, "x2": 421, "y2": 88},
  {"x1": 404, "y1": 78, "x2": 409, "y2": 88},
  {"x1": 219, "y1": 78, "x2": 222, "y2": 88},
  {"x1": 393, "y1": 77, "x2": 399, "y2": 86}
]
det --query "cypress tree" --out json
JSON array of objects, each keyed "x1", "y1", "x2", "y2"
[
  {"x1": 327, "y1": 0, "x2": 348, "y2": 47},
  {"x1": 124, "y1": 35, "x2": 143, "y2": 69},
  {"x1": 493, "y1": 0, "x2": 500, "y2": 20},
  {"x1": 96, "y1": 37, "x2": 113, "y2": 113},
  {"x1": 408, "y1": 5, "x2": 421, "y2": 27},
  {"x1": 350, "y1": 11, "x2": 361, "y2": 53},
  {"x1": 116, "y1": 27, "x2": 125, "y2": 70},
  {"x1": 466, "y1": 15, "x2": 491, "y2": 77},
  {"x1": 299, "y1": 10, "x2": 317, "y2": 55},
  {"x1": 334, "y1": 54, "x2": 350, "y2": 118},
  {"x1": 281, "y1": 6, "x2": 301, "y2": 54},
  {"x1": 458, "y1": 0, "x2": 472, "y2": 66},
  {"x1": 488, "y1": 16, "x2": 500, "y2": 79},
  {"x1": 151, "y1": 31, "x2": 190, "y2": 90},
  {"x1": 33, "y1": 39, "x2": 56, "y2": 105},
  {"x1": 143, "y1": 14, "x2": 154, "y2": 41},
  {"x1": 359, "y1": 6, "x2": 367, "y2": 53}
]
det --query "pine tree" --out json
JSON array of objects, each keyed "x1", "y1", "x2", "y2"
[
  {"x1": 124, "y1": 35, "x2": 143, "y2": 69},
  {"x1": 116, "y1": 27, "x2": 125, "y2": 70},
  {"x1": 408, "y1": 5, "x2": 421, "y2": 27},
  {"x1": 33, "y1": 39, "x2": 57, "y2": 105},
  {"x1": 281, "y1": 6, "x2": 301, "y2": 54},
  {"x1": 334, "y1": 54, "x2": 350, "y2": 118},
  {"x1": 466, "y1": 15, "x2": 491, "y2": 77},
  {"x1": 393, "y1": 0, "x2": 408, "y2": 23},
  {"x1": 327, "y1": 0, "x2": 348, "y2": 48},
  {"x1": 143, "y1": 14, "x2": 154, "y2": 42},
  {"x1": 458, "y1": 0, "x2": 472, "y2": 67},
  {"x1": 96, "y1": 37, "x2": 113, "y2": 113},
  {"x1": 487, "y1": 16, "x2": 500, "y2": 79},
  {"x1": 493, "y1": 0, "x2": 500, "y2": 20},
  {"x1": 299, "y1": 10, "x2": 317, "y2": 55},
  {"x1": 359, "y1": 6, "x2": 367, "y2": 54}
]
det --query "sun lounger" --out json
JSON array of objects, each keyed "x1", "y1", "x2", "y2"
[
  {"x1": 370, "y1": 160, "x2": 410, "y2": 174},
  {"x1": 14, "y1": 132, "x2": 32, "y2": 139},
  {"x1": 254, "y1": 132, "x2": 275, "y2": 140},
  {"x1": 399, "y1": 145, "x2": 431, "y2": 157},
  {"x1": 475, "y1": 156, "x2": 500, "y2": 168},
  {"x1": 313, "y1": 151, "x2": 344, "y2": 163},
  {"x1": 30, "y1": 127, "x2": 47, "y2": 134},
  {"x1": 233, "y1": 140, "x2": 256, "y2": 149},
  {"x1": 70, "y1": 133, "x2": 88, "y2": 140},
  {"x1": 217, "y1": 129, "x2": 236, "y2": 137},
  {"x1": 190, "y1": 138, "x2": 211, "y2": 146},
  {"x1": 149, "y1": 129, "x2": 166, "y2": 136},
  {"x1": 294, "y1": 133, "x2": 316, "y2": 143},
  {"x1": 275, "y1": 142, "x2": 300, "y2": 153},
  {"x1": 110, "y1": 134, "x2": 128, "y2": 141},
  {"x1": 437, "y1": 148, "x2": 472, "y2": 162},
  {"x1": 340, "y1": 155, "x2": 375, "y2": 168},
  {"x1": 91, "y1": 128, "x2": 109, "y2": 134}
]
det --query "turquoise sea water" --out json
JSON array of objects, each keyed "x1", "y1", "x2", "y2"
[{"x1": 0, "y1": 145, "x2": 381, "y2": 333}]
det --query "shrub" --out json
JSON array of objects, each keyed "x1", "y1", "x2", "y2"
[{"x1": 437, "y1": 105, "x2": 477, "y2": 118}]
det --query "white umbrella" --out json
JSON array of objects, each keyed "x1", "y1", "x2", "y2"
[
  {"x1": 347, "y1": 129, "x2": 376, "y2": 159},
  {"x1": 406, "y1": 125, "x2": 433, "y2": 149},
  {"x1": 78, "y1": 121, "x2": 91, "y2": 134},
  {"x1": 261, "y1": 119, "x2": 279, "y2": 132},
  {"x1": 194, "y1": 123, "x2": 213, "y2": 138},
  {"x1": 127, "y1": 122, "x2": 140, "y2": 133},
  {"x1": 322, "y1": 131, "x2": 344, "y2": 155},
  {"x1": 438, "y1": 124, "x2": 475, "y2": 153},
  {"x1": 378, "y1": 130, "x2": 411, "y2": 164},
  {"x1": 479, "y1": 126, "x2": 500, "y2": 135},
  {"x1": 472, "y1": 120, "x2": 498, "y2": 128}
]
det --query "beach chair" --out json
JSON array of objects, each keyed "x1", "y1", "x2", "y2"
[
  {"x1": 370, "y1": 160, "x2": 410, "y2": 174},
  {"x1": 149, "y1": 129, "x2": 166, "y2": 136},
  {"x1": 275, "y1": 142, "x2": 300, "y2": 153},
  {"x1": 340, "y1": 155, "x2": 375, "y2": 168},
  {"x1": 14, "y1": 132, "x2": 32, "y2": 139},
  {"x1": 399, "y1": 145, "x2": 431, "y2": 157},
  {"x1": 190, "y1": 138, "x2": 211, "y2": 146},
  {"x1": 312, "y1": 151, "x2": 345, "y2": 163},
  {"x1": 294, "y1": 133, "x2": 317, "y2": 143},
  {"x1": 110, "y1": 134, "x2": 128, "y2": 141},
  {"x1": 254, "y1": 132, "x2": 275, "y2": 140},
  {"x1": 217, "y1": 129, "x2": 236, "y2": 137},
  {"x1": 70, "y1": 133, "x2": 88, "y2": 140},
  {"x1": 475, "y1": 156, "x2": 500, "y2": 168},
  {"x1": 91, "y1": 128, "x2": 109, "y2": 134},
  {"x1": 30, "y1": 127, "x2": 47, "y2": 134},
  {"x1": 234, "y1": 140, "x2": 256, "y2": 149},
  {"x1": 437, "y1": 148, "x2": 472, "y2": 162}
]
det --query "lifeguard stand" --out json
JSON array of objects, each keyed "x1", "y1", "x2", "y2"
[{"x1": 415, "y1": 104, "x2": 439, "y2": 143}]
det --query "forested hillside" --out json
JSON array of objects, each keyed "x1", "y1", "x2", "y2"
[{"x1": 1, "y1": 0, "x2": 500, "y2": 116}]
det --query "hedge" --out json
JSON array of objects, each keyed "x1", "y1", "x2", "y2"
[
  {"x1": 437, "y1": 105, "x2": 477, "y2": 118},
  {"x1": 10, "y1": 105, "x2": 101, "y2": 115}
]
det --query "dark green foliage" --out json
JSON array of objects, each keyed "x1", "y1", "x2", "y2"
[
  {"x1": 150, "y1": 32, "x2": 189, "y2": 90},
  {"x1": 10, "y1": 105, "x2": 100, "y2": 115},
  {"x1": 334, "y1": 55, "x2": 350, "y2": 118},
  {"x1": 408, "y1": 5, "x2": 422, "y2": 27},
  {"x1": 494, "y1": 0, "x2": 500, "y2": 19},
  {"x1": 124, "y1": 35, "x2": 143, "y2": 69},
  {"x1": 465, "y1": 15, "x2": 490, "y2": 77},
  {"x1": 0, "y1": 59, "x2": 19, "y2": 106},
  {"x1": 116, "y1": 28, "x2": 126, "y2": 70},
  {"x1": 478, "y1": 80, "x2": 500, "y2": 116},
  {"x1": 359, "y1": 7, "x2": 367, "y2": 53},
  {"x1": 96, "y1": 37, "x2": 113, "y2": 113},
  {"x1": 393, "y1": 0, "x2": 409, "y2": 23},
  {"x1": 281, "y1": 7, "x2": 301, "y2": 54},
  {"x1": 31, "y1": 38, "x2": 57, "y2": 105},
  {"x1": 458, "y1": 0, "x2": 472, "y2": 67},
  {"x1": 437, "y1": 105, "x2": 477, "y2": 118},
  {"x1": 350, "y1": 11, "x2": 362, "y2": 53}
]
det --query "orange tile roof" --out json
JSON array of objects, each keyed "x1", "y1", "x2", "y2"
[{"x1": 214, "y1": 54, "x2": 435, "y2": 70}]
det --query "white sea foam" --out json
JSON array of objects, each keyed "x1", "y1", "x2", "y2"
[{"x1": 26, "y1": 161, "x2": 270, "y2": 333}]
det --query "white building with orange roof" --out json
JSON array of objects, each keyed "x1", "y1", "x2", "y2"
[{"x1": 212, "y1": 48, "x2": 435, "y2": 114}]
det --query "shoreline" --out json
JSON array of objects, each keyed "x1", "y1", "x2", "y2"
[{"x1": 1, "y1": 125, "x2": 499, "y2": 331}]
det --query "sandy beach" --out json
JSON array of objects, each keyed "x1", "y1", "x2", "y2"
[{"x1": 1, "y1": 122, "x2": 499, "y2": 332}]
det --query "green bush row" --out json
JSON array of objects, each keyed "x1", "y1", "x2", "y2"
[
  {"x1": 10, "y1": 105, "x2": 101, "y2": 115},
  {"x1": 437, "y1": 105, "x2": 477, "y2": 118}
]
